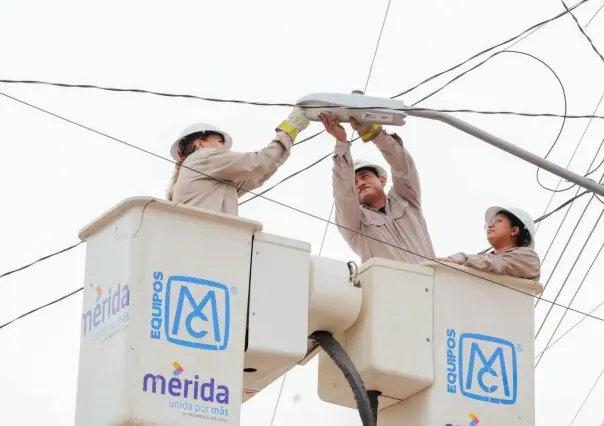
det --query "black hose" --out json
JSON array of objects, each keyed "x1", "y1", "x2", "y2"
[
  {"x1": 310, "y1": 331, "x2": 375, "y2": 426},
  {"x1": 367, "y1": 390, "x2": 381, "y2": 424}
]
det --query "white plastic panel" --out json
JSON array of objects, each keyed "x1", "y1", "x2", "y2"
[
  {"x1": 378, "y1": 262, "x2": 543, "y2": 426},
  {"x1": 243, "y1": 232, "x2": 311, "y2": 393},
  {"x1": 307, "y1": 255, "x2": 362, "y2": 337},
  {"x1": 75, "y1": 197, "x2": 261, "y2": 426},
  {"x1": 317, "y1": 258, "x2": 435, "y2": 411}
]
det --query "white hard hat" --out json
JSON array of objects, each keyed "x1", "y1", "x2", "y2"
[
  {"x1": 485, "y1": 206, "x2": 536, "y2": 248},
  {"x1": 170, "y1": 123, "x2": 233, "y2": 161},
  {"x1": 354, "y1": 160, "x2": 387, "y2": 179}
]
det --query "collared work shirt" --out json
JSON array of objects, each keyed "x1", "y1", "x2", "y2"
[
  {"x1": 449, "y1": 246, "x2": 541, "y2": 281},
  {"x1": 332, "y1": 131, "x2": 436, "y2": 264},
  {"x1": 171, "y1": 134, "x2": 291, "y2": 216}
]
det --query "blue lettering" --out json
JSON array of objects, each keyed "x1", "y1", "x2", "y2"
[
  {"x1": 458, "y1": 332, "x2": 518, "y2": 405},
  {"x1": 466, "y1": 343, "x2": 510, "y2": 397},
  {"x1": 171, "y1": 287, "x2": 220, "y2": 343},
  {"x1": 150, "y1": 272, "x2": 164, "y2": 339},
  {"x1": 446, "y1": 329, "x2": 457, "y2": 393}
]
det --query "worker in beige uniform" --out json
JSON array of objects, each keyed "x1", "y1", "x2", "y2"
[
  {"x1": 435, "y1": 206, "x2": 541, "y2": 281},
  {"x1": 166, "y1": 107, "x2": 309, "y2": 215},
  {"x1": 319, "y1": 112, "x2": 435, "y2": 264}
]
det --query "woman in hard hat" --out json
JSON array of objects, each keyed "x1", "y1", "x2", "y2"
[
  {"x1": 435, "y1": 206, "x2": 541, "y2": 281},
  {"x1": 166, "y1": 107, "x2": 309, "y2": 216}
]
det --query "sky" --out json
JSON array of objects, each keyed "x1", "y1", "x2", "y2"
[{"x1": 1, "y1": 0, "x2": 604, "y2": 424}]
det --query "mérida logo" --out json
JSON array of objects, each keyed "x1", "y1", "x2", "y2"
[{"x1": 142, "y1": 362, "x2": 230, "y2": 416}]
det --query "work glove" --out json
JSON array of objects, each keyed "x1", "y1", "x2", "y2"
[
  {"x1": 276, "y1": 107, "x2": 310, "y2": 144},
  {"x1": 349, "y1": 118, "x2": 383, "y2": 143}
]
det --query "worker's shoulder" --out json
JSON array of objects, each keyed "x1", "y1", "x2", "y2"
[
  {"x1": 506, "y1": 246, "x2": 540, "y2": 261},
  {"x1": 183, "y1": 148, "x2": 233, "y2": 164}
]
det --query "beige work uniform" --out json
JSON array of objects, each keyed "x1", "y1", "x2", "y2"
[
  {"x1": 171, "y1": 134, "x2": 291, "y2": 216},
  {"x1": 332, "y1": 131, "x2": 435, "y2": 264},
  {"x1": 449, "y1": 247, "x2": 541, "y2": 281}
]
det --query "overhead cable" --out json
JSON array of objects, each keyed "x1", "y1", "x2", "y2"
[
  {"x1": 3, "y1": 94, "x2": 604, "y2": 332},
  {"x1": 560, "y1": 0, "x2": 604, "y2": 65},
  {"x1": 0, "y1": 2, "x2": 598, "y2": 210},
  {"x1": 0, "y1": 241, "x2": 83, "y2": 280},
  {"x1": 390, "y1": 0, "x2": 592, "y2": 99},
  {"x1": 534, "y1": 298, "x2": 604, "y2": 360},
  {"x1": 0, "y1": 286, "x2": 83, "y2": 330},
  {"x1": 0, "y1": 0, "x2": 592, "y2": 115},
  {"x1": 535, "y1": 91, "x2": 604, "y2": 233},
  {"x1": 534, "y1": 170, "x2": 604, "y2": 309},
  {"x1": 535, "y1": 237, "x2": 604, "y2": 367},
  {"x1": 2, "y1": 79, "x2": 604, "y2": 120},
  {"x1": 534, "y1": 192, "x2": 604, "y2": 339},
  {"x1": 534, "y1": 185, "x2": 604, "y2": 313},
  {"x1": 568, "y1": 363, "x2": 604, "y2": 426},
  {"x1": 585, "y1": 3, "x2": 604, "y2": 27}
]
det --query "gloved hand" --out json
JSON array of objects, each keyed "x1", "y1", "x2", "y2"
[
  {"x1": 276, "y1": 107, "x2": 310, "y2": 144},
  {"x1": 349, "y1": 117, "x2": 382, "y2": 143}
]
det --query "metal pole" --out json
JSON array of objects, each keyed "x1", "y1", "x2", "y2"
[{"x1": 405, "y1": 108, "x2": 604, "y2": 198}]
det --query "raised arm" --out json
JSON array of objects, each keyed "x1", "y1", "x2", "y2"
[
  {"x1": 187, "y1": 135, "x2": 291, "y2": 184},
  {"x1": 233, "y1": 107, "x2": 309, "y2": 195},
  {"x1": 183, "y1": 107, "x2": 308, "y2": 192},
  {"x1": 332, "y1": 141, "x2": 363, "y2": 240},
  {"x1": 318, "y1": 113, "x2": 363, "y2": 242},
  {"x1": 350, "y1": 120, "x2": 421, "y2": 208},
  {"x1": 234, "y1": 133, "x2": 291, "y2": 195}
]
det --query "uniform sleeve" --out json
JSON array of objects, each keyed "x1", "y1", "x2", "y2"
[
  {"x1": 372, "y1": 131, "x2": 421, "y2": 208},
  {"x1": 189, "y1": 135, "x2": 291, "y2": 184},
  {"x1": 332, "y1": 141, "x2": 363, "y2": 241},
  {"x1": 233, "y1": 134, "x2": 292, "y2": 196},
  {"x1": 460, "y1": 248, "x2": 541, "y2": 281}
]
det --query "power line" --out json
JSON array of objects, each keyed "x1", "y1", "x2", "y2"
[
  {"x1": 535, "y1": 237, "x2": 604, "y2": 367},
  {"x1": 561, "y1": 0, "x2": 604, "y2": 65},
  {"x1": 3, "y1": 94, "x2": 604, "y2": 331},
  {"x1": 535, "y1": 197, "x2": 604, "y2": 339},
  {"x1": 390, "y1": 0, "x2": 593, "y2": 99},
  {"x1": 535, "y1": 298, "x2": 604, "y2": 360},
  {"x1": 0, "y1": 0, "x2": 591, "y2": 117},
  {"x1": 535, "y1": 90, "x2": 604, "y2": 234},
  {"x1": 405, "y1": 49, "x2": 576, "y2": 196},
  {"x1": 0, "y1": 2, "x2": 598, "y2": 213},
  {"x1": 534, "y1": 178, "x2": 604, "y2": 313},
  {"x1": 585, "y1": 3, "x2": 604, "y2": 27},
  {"x1": 568, "y1": 363, "x2": 604, "y2": 425},
  {"x1": 0, "y1": 241, "x2": 83, "y2": 280},
  {"x1": 3, "y1": 80, "x2": 604, "y2": 121},
  {"x1": 0, "y1": 286, "x2": 83, "y2": 330},
  {"x1": 0, "y1": 80, "x2": 604, "y2": 119},
  {"x1": 534, "y1": 160, "x2": 604, "y2": 309},
  {"x1": 269, "y1": 375, "x2": 288, "y2": 426}
]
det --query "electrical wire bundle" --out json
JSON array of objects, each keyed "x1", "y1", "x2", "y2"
[{"x1": 1, "y1": 0, "x2": 604, "y2": 424}]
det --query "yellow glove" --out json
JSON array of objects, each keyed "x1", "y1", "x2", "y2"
[
  {"x1": 276, "y1": 107, "x2": 310, "y2": 143},
  {"x1": 350, "y1": 118, "x2": 382, "y2": 143}
]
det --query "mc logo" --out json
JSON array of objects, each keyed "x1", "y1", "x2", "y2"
[
  {"x1": 446, "y1": 330, "x2": 518, "y2": 405},
  {"x1": 150, "y1": 272, "x2": 231, "y2": 351}
]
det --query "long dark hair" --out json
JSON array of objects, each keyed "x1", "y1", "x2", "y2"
[{"x1": 498, "y1": 210, "x2": 532, "y2": 247}]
